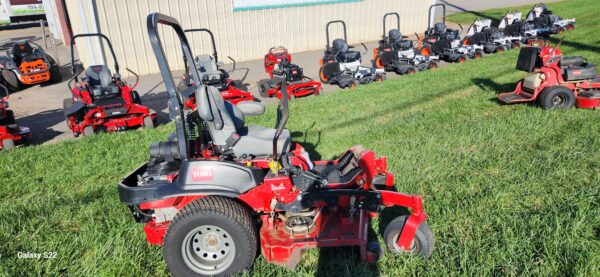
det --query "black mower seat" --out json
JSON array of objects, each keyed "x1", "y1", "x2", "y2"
[
  {"x1": 195, "y1": 54, "x2": 226, "y2": 86},
  {"x1": 85, "y1": 65, "x2": 120, "y2": 99},
  {"x1": 387, "y1": 29, "x2": 413, "y2": 50},
  {"x1": 331, "y1": 39, "x2": 361, "y2": 62},
  {"x1": 11, "y1": 41, "x2": 34, "y2": 65},
  {"x1": 339, "y1": 51, "x2": 361, "y2": 63},
  {"x1": 196, "y1": 85, "x2": 290, "y2": 158},
  {"x1": 559, "y1": 56, "x2": 587, "y2": 67}
]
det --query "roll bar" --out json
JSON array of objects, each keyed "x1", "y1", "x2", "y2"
[
  {"x1": 326, "y1": 20, "x2": 347, "y2": 49},
  {"x1": 383, "y1": 12, "x2": 400, "y2": 36},
  {"x1": 70, "y1": 33, "x2": 120, "y2": 77},
  {"x1": 184, "y1": 28, "x2": 218, "y2": 63},
  {"x1": 428, "y1": 4, "x2": 446, "y2": 30},
  {"x1": 147, "y1": 12, "x2": 201, "y2": 161},
  {"x1": 270, "y1": 77, "x2": 288, "y2": 160}
]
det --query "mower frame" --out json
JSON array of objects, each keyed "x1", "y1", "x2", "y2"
[
  {"x1": 321, "y1": 20, "x2": 385, "y2": 88},
  {"x1": 259, "y1": 46, "x2": 322, "y2": 99},
  {"x1": 420, "y1": 4, "x2": 483, "y2": 63},
  {"x1": 183, "y1": 28, "x2": 255, "y2": 105},
  {"x1": 65, "y1": 33, "x2": 155, "y2": 136},
  {"x1": 373, "y1": 12, "x2": 438, "y2": 74},
  {"x1": 118, "y1": 13, "x2": 432, "y2": 276},
  {"x1": 0, "y1": 85, "x2": 30, "y2": 150},
  {"x1": 0, "y1": 40, "x2": 61, "y2": 91},
  {"x1": 498, "y1": 42, "x2": 600, "y2": 109}
]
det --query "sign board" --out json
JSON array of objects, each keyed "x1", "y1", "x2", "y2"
[
  {"x1": 9, "y1": 0, "x2": 44, "y2": 16},
  {"x1": 233, "y1": 0, "x2": 362, "y2": 12}
]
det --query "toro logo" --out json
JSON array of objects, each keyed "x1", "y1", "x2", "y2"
[
  {"x1": 572, "y1": 70, "x2": 582, "y2": 76},
  {"x1": 190, "y1": 166, "x2": 214, "y2": 182},
  {"x1": 271, "y1": 183, "x2": 286, "y2": 191}
]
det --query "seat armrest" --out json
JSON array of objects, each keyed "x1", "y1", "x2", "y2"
[{"x1": 236, "y1": 101, "x2": 265, "y2": 116}]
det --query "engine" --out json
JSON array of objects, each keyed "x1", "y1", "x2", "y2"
[{"x1": 273, "y1": 62, "x2": 304, "y2": 83}]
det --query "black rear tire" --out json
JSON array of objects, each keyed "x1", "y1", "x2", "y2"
[
  {"x1": 5, "y1": 110, "x2": 15, "y2": 125},
  {"x1": 132, "y1": 91, "x2": 142, "y2": 104},
  {"x1": 258, "y1": 79, "x2": 271, "y2": 98},
  {"x1": 384, "y1": 215, "x2": 434, "y2": 258},
  {"x1": 319, "y1": 66, "x2": 331, "y2": 84},
  {"x1": 1, "y1": 69, "x2": 20, "y2": 92},
  {"x1": 538, "y1": 86, "x2": 575, "y2": 110},
  {"x1": 47, "y1": 55, "x2": 62, "y2": 83},
  {"x1": 163, "y1": 196, "x2": 258, "y2": 277}
]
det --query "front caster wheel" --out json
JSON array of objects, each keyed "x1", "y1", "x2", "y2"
[
  {"x1": 163, "y1": 196, "x2": 258, "y2": 277},
  {"x1": 384, "y1": 215, "x2": 434, "y2": 258}
]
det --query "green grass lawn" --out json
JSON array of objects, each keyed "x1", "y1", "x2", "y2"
[{"x1": 1, "y1": 0, "x2": 599, "y2": 276}]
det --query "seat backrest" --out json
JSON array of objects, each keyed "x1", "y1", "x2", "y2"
[
  {"x1": 86, "y1": 65, "x2": 113, "y2": 88},
  {"x1": 332, "y1": 39, "x2": 349, "y2": 54},
  {"x1": 434, "y1": 23, "x2": 446, "y2": 34},
  {"x1": 195, "y1": 85, "x2": 243, "y2": 147},
  {"x1": 195, "y1": 54, "x2": 218, "y2": 74},
  {"x1": 11, "y1": 41, "x2": 34, "y2": 64}
]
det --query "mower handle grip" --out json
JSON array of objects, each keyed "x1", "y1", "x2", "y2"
[
  {"x1": 227, "y1": 56, "x2": 236, "y2": 72},
  {"x1": 125, "y1": 68, "x2": 139, "y2": 90},
  {"x1": 67, "y1": 68, "x2": 84, "y2": 92},
  {"x1": 271, "y1": 77, "x2": 288, "y2": 160}
]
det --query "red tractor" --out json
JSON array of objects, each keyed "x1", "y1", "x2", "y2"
[
  {"x1": 64, "y1": 33, "x2": 156, "y2": 137},
  {"x1": 182, "y1": 28, "x2": 256, "y2": 105},
  {"x1": 118, "y1": 13, "x2": 434, "y2": 277},
  {"x1": 0, "y1": 85, "x2": 31, "y2": 150},
  {"x1": 498, "y1": 41, "x2": 600, "y2": 109},
  {"x1": 259, "y1": 46, "x2": 322, "y2": 99}
]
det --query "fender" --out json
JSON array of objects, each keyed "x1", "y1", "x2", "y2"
[
  {"x1": 118, "y1": 161, "x2": 264, "y2": 205},
  {"x1": 64, "y1": 101, "x2": 85, "y2": 117}
]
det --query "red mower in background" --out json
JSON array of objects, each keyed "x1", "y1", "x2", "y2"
[
  {"x1": 182, "y1": 28, "x2": 256, "y2": 105},
  {"x1": 0, "y1": 85, "x2": 31, "y2": 150},
  {"x1": 259, "y1": 46, "x2": 322, "y2": 99},
  {"x1": 118, "y1": 13, "x2": 434, "y2": 277},
  {"x1": 64, "y1": 33, "x2": 156, "y2": 137},
  {"x1": 498, "y1": 40, "x2": 600, "y2": 109}
]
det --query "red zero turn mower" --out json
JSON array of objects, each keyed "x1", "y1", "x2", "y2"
[
  {"x1": 259, "y1": 46, "x2": 322, "y2": 99},
  {"x1": 118, "y1": 13, "x2": 434, "y2": 277},
  {"x1": 0, "y1": 85, "x2": 31, "y2": 150},
  {"x1": 182, "y1": 28, "x2": 255, "y2": 105},
  {"x1": 64, "y1": 33, "x2": 156, "y2": 137},
  {"x1": 0, "y1": 40, "x2": 61, "y2": 92},
  {"x1": 498, "y1": 41, "x2": 600, "y2": 109}
]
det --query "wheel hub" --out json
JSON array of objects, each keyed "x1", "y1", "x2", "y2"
[
  {"x1": 182, "y1": 225, "x2": 235, "y2": 275},
  {"x1": 552, "y1": 95, "x2": 565, "y2": 106}
]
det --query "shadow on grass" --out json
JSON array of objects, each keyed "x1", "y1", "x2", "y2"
[
  {"x1": 291, "y1": 121, "x2": 322, "y2": 160},
  {"x1": 314, "y1": 225, "x2": 382, "y2": 277},
  {"x1": 546, "y1": 36, "x2": 600, "y2": 53},
  {"x1": 16, "y1": 108, "x2": 65, "y2": 144},
  {"x1": 471, "y1": 77, "x2": 515, "y2": 94}
]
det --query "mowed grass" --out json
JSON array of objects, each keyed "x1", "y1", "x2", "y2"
[{"x1": 1, "y1": 0, "x2": 599, "y2": 276}]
